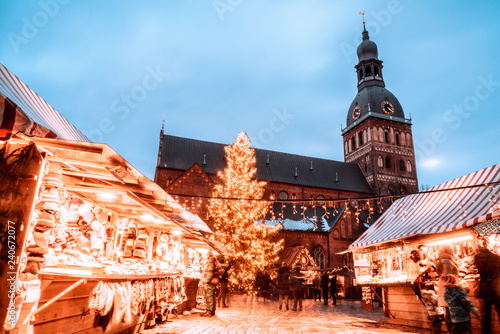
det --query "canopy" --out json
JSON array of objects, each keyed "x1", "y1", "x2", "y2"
[
  {"x1": 350, "y1": 163, "x2": 500, "y2": 249},
  {"x1": 0, "y1": 63, "x2": 89, "y2": 141},
  {"x1": 2, "y1": 135, "x2": 213, "y2": 241}
]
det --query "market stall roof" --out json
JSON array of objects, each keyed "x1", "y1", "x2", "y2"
[
  {"x1": 3, "y1": 135, "x2": 213, "y2": 241},
  {"x1": 350, "y1": 163, "x2": 500, "y2": 250},
  {"x1": 0, "y1": 63, "x2": 89, "y2": 141}
]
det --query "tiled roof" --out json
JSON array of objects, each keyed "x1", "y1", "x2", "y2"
[
  {"x1": 263, "y1": 203, "x2": 346, "y2": 232},
  {"x1": 158, "y1": 134, "x2": 373, "y2": 194}
]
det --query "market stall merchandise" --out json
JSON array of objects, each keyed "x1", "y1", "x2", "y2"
[
  {"x1": 349, "y1": 164, "x2": 500, "y2": 333},
  {"x1": 0, "y1": 135, "x2": 219, "y2": 334}
]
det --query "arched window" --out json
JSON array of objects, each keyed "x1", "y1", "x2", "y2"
[
  {"x1": 351, "y1": 137, "x2": 356, "y2": 150},
  {"x1": 407, "y1": 134, "x2": 413, "y2": 147},
  {"x1": 379, "y1": 128, "x2": 384, "y2": 142},
  {"x1": 399, "y1": 159, "x2": 405, "y2": 172},
  {"x1": 279, "y1": 191, "x2": 288, "y2": 200},
  {"x1": 333, "y1": 229, "x2": 340, "y2": 239},
  {"x1": 359, "y1": 68, "x2": 364, "y2": 80},
  {"x1": 374, "y1": 66, "x2": 380, "y2": 77},
  {"x1": 378, "y1": 156, "x2": 384, "y2": 168},
  {"x1": 384, "y1": 130, "x2": 389, "y2": 143},
  {"x1": 340, "y1": 220, "x2": 346, "y2": 238},
  {"x1": 344, "y1": 141, "x2": 348, "y2": 153},
  {"x1": 366, "y1": 66, "x2": 372, "y2": 77},
  {"x1": 395, "y1": 133, "x2": 400, "y2": 146},
  {"x1": 270, "y1": 191, "x2": 275, "y2": 200},
  {"x1": 313, "y1": 246, "x2": 325, "y2": 269},
  {"x1": 385, "y1": 157, "x2": 391, "y2": 169},
  {"x1": 407, "y1": 161, "x2": 412, "y2": 172},
  {"x1": 358, "y1": 132, "x2": 363, "y2": 146},
  {"x1": 400, "y1": 132, "x2": 406, "y2": 146}
]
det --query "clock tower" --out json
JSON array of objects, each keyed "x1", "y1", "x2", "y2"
[{"x1": 341, "y1": 25, "x2": 418, "y2": 197}]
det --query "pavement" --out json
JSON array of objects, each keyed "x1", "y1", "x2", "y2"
[{"x1": 140, "y1": 295, "x2": 432, "y2": 334}]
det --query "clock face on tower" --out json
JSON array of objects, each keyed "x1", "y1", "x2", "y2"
[
  {"x1": 352, "y1": 105, "x2": 361, "y2": 120},
  {"x1": 381, "y1": 101, "x2": 394, "y2": 115}
]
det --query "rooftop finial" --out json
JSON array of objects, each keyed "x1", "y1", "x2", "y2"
[
  {"x1": 162, "y1": 119, "x2": 165, "y2": 130},
  {"x1": 359, "y1": 11, "x2": 369, "y2": 40},
  {"x1": 359, "y1": 11, "x2": 366, "y2": 30}
]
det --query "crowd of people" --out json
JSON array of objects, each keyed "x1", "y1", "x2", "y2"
[
  {"x1": 199, "y1": 254, "x2": 344, "y2": 316},
  {"x1": 413, "y1": 240, "x2": 500, "y2": 334}
]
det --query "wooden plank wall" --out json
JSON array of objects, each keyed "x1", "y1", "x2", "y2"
[{"x1": 386, "y1": 286, "x2": 500, "y2": 334}]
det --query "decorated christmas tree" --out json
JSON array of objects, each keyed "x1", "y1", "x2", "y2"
[{"x1": 208, "y1": 132, "x2": 283, "y2": 292}]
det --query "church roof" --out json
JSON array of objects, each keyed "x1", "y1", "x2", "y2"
[
  {"x1": 263, "y1": 203, "x2": 346, "y2": 233},
  {"x1": 157, "y1": 134, "x2": 374, "y2": 194}
]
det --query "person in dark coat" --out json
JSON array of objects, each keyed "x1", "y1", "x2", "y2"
[
  {"x1": 329, "y1": 274, "x2": 337, "y2": 306},
  {"x1": 277, "y1": 262, "x2": 290, "y2": 310},
  {"x1": 217, "y1": 258, "x2": 231, "y2": 308},
  {"x1": 290, "y1": 264, "x2": 304, "y2": 311},
  {"x1": 321, "y1": 270, "x2": 330, "y2": 305},
  {"x1": 474, "y1": 241, "x2": 500, "y2": 334}
]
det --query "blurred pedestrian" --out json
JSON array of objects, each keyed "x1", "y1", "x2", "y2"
[
  {"x1": 330, "y1": 274, "x2": 337, "y2": 306},
  {"x1": 290, "y1": 264, "x2": 305, "y2": 311},
  {"x1": 256, "y1": 269, "x2": 272, "y2": 302},
  {"x1": 277, "y1": 262, "x2": 290, "y2": 310},
  {"x1": 443, "y1": 274, "x2": 478, "y2": 334},
  {"x1": 473, "y1": 239, "x2": 500, "y2": 334},
  {"x1": 414, "y1": 266, "x2": 445, "y2": 334},
  {"x1": 436, "y1": 244, "x2": 459, "y2": 332},
  {"x1": 321, "y1": 270, "x2": 330, "y2": 305},
  {"x1": 313, "y1": 272, "x2": 321, "y2": 301},
  {"x1": 217, "y1": 258, "x2": 231, "y2": 308},
  {"x1": 201, "y1": 250, "x2": 219, "y2": 317}
]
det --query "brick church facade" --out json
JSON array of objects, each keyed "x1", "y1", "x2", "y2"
[{"x1": 154, "y1": 26, "x2": 418, "y2": 272}]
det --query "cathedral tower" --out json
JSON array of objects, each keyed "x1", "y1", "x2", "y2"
[{"x1": 341, "y1": 25, "x2": 418, "y2": 196}]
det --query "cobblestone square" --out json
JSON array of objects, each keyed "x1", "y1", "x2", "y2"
[{"x1": 141, "y1": 296, "x2": 431, "y2": 334}]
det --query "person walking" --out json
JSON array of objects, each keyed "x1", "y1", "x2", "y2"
[
  {"x1": 201, "y1": 251, "x2": 219, "y2": 317},
  {"x1": 290, "y1": 264, "x2": 304, "y2": 311},
  {"x1": 443, "y1": 274, "x2": 478, "y2": 334},
  {"x1": 330, "y1": 274, "x2": 337, "y2": 306},
  {"x1": 473, "y1": 240, "x2": 500, "y2": 334},
  {"x1": 321, "y1": 270, "x2": 330, "y2": 305},
  {"x1": 436, "y1": 245, "x2": 459, "y2": 333},
  {"x1": 414, "y1": 266, "x2": 445, "y2": 334},
  {"x1": 312, "y1": 272, "x2": 321, "y2": 301},
  {"x1": 217, "y1": 258, "x2": 231, "y2": 308},
  {"x1": 277, "y1": 262, "x2": 290, "y2": 310}
]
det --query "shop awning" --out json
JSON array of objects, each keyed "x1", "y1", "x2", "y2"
[
  {"x1": 3, "y1": 135, "x2": 213, "y2": 240},
  {"x1": 350, "y1": 163, "x2": 500, "y2": 250},
  {"x1": 0, "y1": 63, "x2": 89, "y2": 141}
]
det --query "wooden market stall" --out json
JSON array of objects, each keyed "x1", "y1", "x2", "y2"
[
  {"x1": 349, "y1": 164, "x2": 500, "y2": 333},
  {"x1": 0, "y1": 135, "x2": 218, "y2": 334}
]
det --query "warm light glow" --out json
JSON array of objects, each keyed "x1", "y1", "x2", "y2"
[
  {"x1": 171, "y1": 230, "x2": 183, "y2": 236},
  {"x1": 427, "y1": 234, "x2": 473, "y2": 246},
  {"x1": 97, "y1": 192, "x2": 118, "y2": 199},
  {"x1": 153, "y1": 218, "x2": 164, "y2": 224},
  {"x1": 140, "y1": 214, "x2": 154, "y2": 221}
]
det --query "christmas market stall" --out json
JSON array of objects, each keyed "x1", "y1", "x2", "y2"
[
  {"x1": 0, "y1": 134, "x2": 217, "y2": 334},
  {"x1": 349, "y1": 164, "x2": 500, "y2": 333}
]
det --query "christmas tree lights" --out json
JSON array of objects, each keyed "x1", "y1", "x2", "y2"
[{"x1": 207, "y1": 132, "x2": 284, "y2": 292}]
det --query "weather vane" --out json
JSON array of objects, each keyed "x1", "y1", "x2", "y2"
[{"x1": 359, "y1": 11, "x2": 366, "y2": 29}]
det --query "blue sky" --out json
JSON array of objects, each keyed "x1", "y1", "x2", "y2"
[{"x1": 1, "y1": 1, "x2": 499, "y2": 189}]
